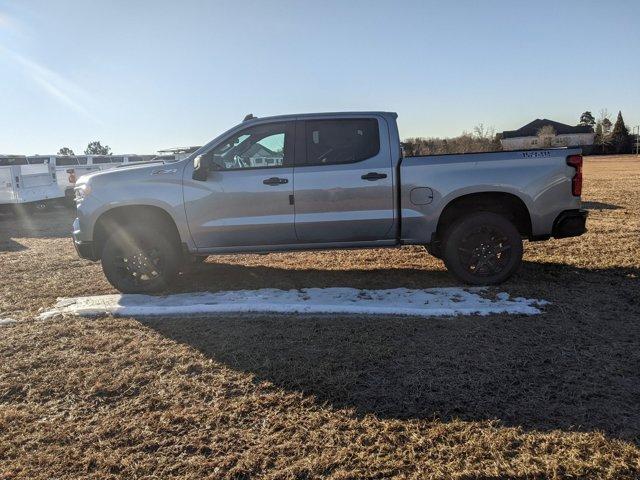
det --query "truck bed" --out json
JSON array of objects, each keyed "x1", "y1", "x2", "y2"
[{"x1": 398, "y1": 148, "x2": 582, "y2": 244}]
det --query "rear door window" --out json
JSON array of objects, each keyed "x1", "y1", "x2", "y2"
[{"x1": 302, "y1": 119, "x2": 380, "y2": 166}]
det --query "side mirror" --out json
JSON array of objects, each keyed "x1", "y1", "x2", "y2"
[{"x1": 192, "y1": 154, "x2": 212, "y2": 181}]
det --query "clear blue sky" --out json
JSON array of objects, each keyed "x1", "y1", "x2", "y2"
[{"x1": 1, "y1": 0, "x2": 638, "y2": 154}]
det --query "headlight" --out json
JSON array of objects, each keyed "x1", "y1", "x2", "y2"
[{"x1": 74, "y1": 184, "x2": 91, "y2": 202}]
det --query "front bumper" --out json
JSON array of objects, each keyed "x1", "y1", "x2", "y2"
[
  {"x1": 74, "y1": 239, "x2": 98, "y2": 260},
  {"x1": 72, "y1": 217, "x2": 99, "y2": 261},
  {"x1": 552, "y1": 209, "x2": 588, "y2": 238}
]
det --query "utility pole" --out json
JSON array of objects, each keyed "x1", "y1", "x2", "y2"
[{"x1": 631, "y1": 125, "x2": 640, "y2": 156}]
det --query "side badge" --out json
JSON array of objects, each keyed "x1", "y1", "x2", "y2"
[{"x1": 152, "y1": 168, "x2": 178, "y2": 175}]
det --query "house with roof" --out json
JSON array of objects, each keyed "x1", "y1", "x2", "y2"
[
  {"x1": 501, "y1": 119, "x2": 595, "y2": 153},
  {"x1": 245, "y1": 143, "x2": 282, "y2": 167}
]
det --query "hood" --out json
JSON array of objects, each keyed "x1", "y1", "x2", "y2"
[{"x1": 76, "y1": 162, "x2": 183, "y2": 186}]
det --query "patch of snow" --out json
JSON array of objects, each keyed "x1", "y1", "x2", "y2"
[
  {"x1": 0, "y1": 318, "x2": 17, "y2": 326},
  {"x1": 39, "y1": 287, "x2": 548, "y2": 320}
]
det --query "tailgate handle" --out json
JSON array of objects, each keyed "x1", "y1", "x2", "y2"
[{"x1": 361, "y1": 172, "x2": 387, "y2": 181}]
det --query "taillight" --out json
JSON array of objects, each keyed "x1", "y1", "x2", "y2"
[{"x1": 566, "y1": 154, "x2": 583, "y2": 196}]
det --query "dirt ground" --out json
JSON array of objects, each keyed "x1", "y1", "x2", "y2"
[{"x1": 1, "y1": 155, "x2": 639, "y2": 479}]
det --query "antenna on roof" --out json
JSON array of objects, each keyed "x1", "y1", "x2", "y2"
[{"x1": 243, "y1": 113, "x2": 256, "y2": 122}]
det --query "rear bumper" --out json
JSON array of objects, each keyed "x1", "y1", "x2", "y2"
[{"x1": 552, "y1": 209, "x2": 588, "y2": 238}]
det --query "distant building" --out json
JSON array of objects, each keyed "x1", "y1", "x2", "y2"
[
  {"x1": 243, "y1": 143, "x2": 282, "y2": 167},
  {"x1": 501, "y1": 119, "x2": 595, "y2": 152}
]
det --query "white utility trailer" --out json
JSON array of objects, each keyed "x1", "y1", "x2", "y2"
[
  {"x1": 0, "y1": 155, "x2": 63, "y2": 212},
  {"x1": 28, "y1": 155, "x2": 156, "y2": 202},
  {"x1": 28, "y1": 155, "x2": 98, "y2": 201}
]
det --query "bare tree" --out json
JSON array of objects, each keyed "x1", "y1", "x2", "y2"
[
  {"x1": 473, "y1": 123, "x2": 496, "y2": 140},
  {"x1": 596, "y1": 109, "x2": 613, "y2": 153},
  {"x1": 598, "y1": 109, "x2": 613, "y2": 135},
  {"x1": 403, "y1": 126, "x2": 501, "y2": 156},
  {"x1": 537, "y1": 125, "x2": 556, "y2": 148}
]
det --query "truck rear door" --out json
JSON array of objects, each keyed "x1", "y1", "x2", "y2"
[{"x1": 292, "y1": 116, "x2": 395, "y2": 243}]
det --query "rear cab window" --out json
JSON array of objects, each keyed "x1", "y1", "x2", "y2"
[{"x1": 300, "y1": 118, "x2": 380, "y2": 166}]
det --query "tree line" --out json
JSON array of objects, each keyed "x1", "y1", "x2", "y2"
[
  {"x1": 56, "y1": 140, "x2": 111, "y2": 156},
  {"x1": 403, "y1": 110, "x2": 635, "y2": 156},
  {"x1": 403, "y1": 124, "x2": 502, "y2": 156},
  {"x1": 578, "y1": 110, "x2": 633, "y2": 154}
]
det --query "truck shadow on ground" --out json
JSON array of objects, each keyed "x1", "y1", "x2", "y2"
[
  {"x1": 143, "y1": 261, "x2": 640, "y2": 443},
  {"x1": 176, "y1": 259, "x2": 454, "y2": 292},
  {"x1": 582, "y1": 200, "x2": 623, "y2": 210}
]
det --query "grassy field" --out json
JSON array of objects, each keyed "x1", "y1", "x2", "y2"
[{"x1": 1, "y1": 155, "x2": 639, "y2": 479}]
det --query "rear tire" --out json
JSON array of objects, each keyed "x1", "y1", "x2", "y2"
[
  {"x1": 442, "y1": 212, "x2": 523, "y2": 285},
  {"x1": 101, "y1": 225, "x2": 181, "y2": 293}
]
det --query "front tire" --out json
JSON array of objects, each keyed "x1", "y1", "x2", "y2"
[
  {"x1": 442, "y1": 212, "x2": 523, "y2": 285},
  {"x1": 101, "y1": 226, "x2": 180, "y2": 293}
]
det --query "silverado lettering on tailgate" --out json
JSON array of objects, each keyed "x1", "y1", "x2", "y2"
[{"x1": 521, "y1": 150, "x2": 551, "y2": 158}]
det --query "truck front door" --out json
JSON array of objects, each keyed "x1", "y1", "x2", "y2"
[
  {"x1": 184, "y1": 121, "x2": 296, "y2": 248},
  {"x1": 292, "y1": 117, "x2": 395, "y2": 243}
]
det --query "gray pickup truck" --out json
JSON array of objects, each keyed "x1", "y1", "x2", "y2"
[{"x1": 72, "y1": 111, "x2": 587, "y2": 293}]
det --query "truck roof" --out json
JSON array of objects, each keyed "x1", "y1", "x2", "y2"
[{"x1": 242, "y1": 111, "x2": 398, "y2": 124}]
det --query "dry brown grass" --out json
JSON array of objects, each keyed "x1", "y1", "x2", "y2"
[{"x1": 1, "y1": 155, "x2": 639, "y2": 479}]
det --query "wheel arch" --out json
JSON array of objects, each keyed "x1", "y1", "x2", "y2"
[
  {"x1": 93, "y1": 204, "x2": 182, "y2": 259},
  {"x1": 435, "y1": 191, "x2": 533, "y2": 240}
]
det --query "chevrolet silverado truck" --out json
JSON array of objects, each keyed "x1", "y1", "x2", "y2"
[{"x1": 72, "y1": 112, "x2": 587, "y2": 293}]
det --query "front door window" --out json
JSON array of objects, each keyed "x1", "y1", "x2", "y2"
[{"x1": 207, "y1": 123, "x2": 290, "y2": 170}]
